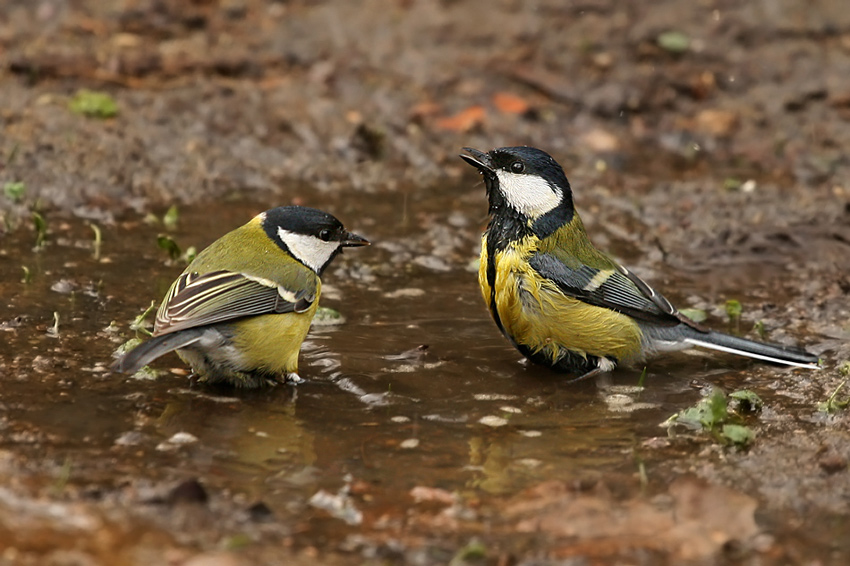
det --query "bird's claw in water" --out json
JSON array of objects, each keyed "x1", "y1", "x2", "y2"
[{"x1": 284, "y1": 372, "x2": 305, "y2": 385}]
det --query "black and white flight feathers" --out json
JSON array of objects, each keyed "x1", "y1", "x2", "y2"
[{"x1": 529, "y1": 253, "x2": 820, "y2": 370}]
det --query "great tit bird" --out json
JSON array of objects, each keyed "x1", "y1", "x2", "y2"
[
  {"x1": 113, "y1": 206, "x2": 369, "y2": 387},
  {"x1": 460, "y1": 146, "x2": 820, "y2": 380}
]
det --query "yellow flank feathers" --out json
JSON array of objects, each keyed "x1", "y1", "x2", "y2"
[
  {"x1": 231, "y1": 289, "x2": 320, "y2": 375},
  {"x1": 480, "y1": 233, "x2": 644, "y2": 365}
]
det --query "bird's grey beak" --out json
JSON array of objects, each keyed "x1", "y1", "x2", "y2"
[
  {"x1": 342, "y1": 232, "x2": 370, "y2": 247},
  {"x1": 459, "y1": 147, "x2": 494, "y2": 174}
]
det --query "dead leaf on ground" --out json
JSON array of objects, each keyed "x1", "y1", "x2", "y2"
[
  {"x1": 409, "y1": 101, "x2": 442, "y2": 123},
  {"x1": 492, "y1": 92, "x2": 530, "y2": 115},
  {"x1": 694, "y1": 109, "x2": 739, "y2": 137},
  {"x1": 435, "y1": 105, "x2": 486, "y2": 132},
  {"x1": 828, "y1": 90, "x2": 850, "y2": 108},
  {"x1": 581, "y1": 128, "x2": 621, "y2": 152},
  {"x1": 410, "y1": 486, "x2": 456, "y2": 505}
]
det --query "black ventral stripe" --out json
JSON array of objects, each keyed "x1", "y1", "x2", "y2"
[
  {"x1": 485, "y1": 233, "x2": 504, "y2": 333},
  {"x1": 484, "y1": 209, "x2": 530, "y2": 335}
]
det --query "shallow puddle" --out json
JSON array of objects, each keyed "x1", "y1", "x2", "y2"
[{"x1": 0, "y1": 186, "x2": 845, "y2": 563}]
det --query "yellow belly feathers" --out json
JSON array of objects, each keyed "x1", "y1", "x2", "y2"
[
  {"x1": 479, "y1": 238, "x2": 643, "y2": 365},
  {"x1": 227, "y1": 279, "x2": 320, "y2": 375}
]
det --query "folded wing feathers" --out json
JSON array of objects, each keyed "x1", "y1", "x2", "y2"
[
  {"x1": 529, "y1": 253, "x2": 679, "y2": 325},
  {"x1": 155, "y1": 270, "x2": 315, "y2": 335}
]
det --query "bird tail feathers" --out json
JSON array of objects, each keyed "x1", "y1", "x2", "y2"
[
  {"x1": 683, "y1": 329, "x2": 820, "y2": 370},
  {"x1": 112, "y1": 329, "x2": 204, "y2": 374}
]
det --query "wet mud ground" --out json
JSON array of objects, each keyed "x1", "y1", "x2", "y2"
[{"x1": 2, "y1": 1, "x2": 850, "y2": 564}]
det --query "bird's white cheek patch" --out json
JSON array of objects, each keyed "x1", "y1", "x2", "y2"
[
  {"x1": 495, "y1": 170, "x2": 561, "y2": 218},
  {"x1": 277, "y1": 229, "x2": 339, "y2": 273}
]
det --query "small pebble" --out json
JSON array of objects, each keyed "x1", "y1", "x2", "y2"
[
  {"x1": 247, "y1": 501, "x2": 274, "y2": 522},
  {"x1": 518, "y1": 430, "x2": 542, "y2": 437},
  {"x1": 478, "y1": 415, "x2": 508, "y2": 427},
  {"x1": 473, "y1": 393, "x2": 517, "y2": 401},
  {"x1": 114, "y1": 431, "x2": 144, "y2": 446},
  {"x1": 169, "y1": 432, "x2": 199, "y2": 444},
  {"x1": 603, "y1": 385, "x2": 645, "y2": 394},
  {"x1": 50, "y1": 279, "x2": 78, "y2": 294},
  {"x1": 818, "y1": 453, "x2": 848, "y2": 475},
  {"x1": 383, "y1": 288, "x2": 426, "y2": 299},
  {"x1": 605, "y1": 394, "x2": 634, "y2": 408},
  {"x1": 741, "y1": 179, "x2": 757, "y2": 193},
  {"x1": 168, "y1": 479, "x2": 208, "y2": 505},
  {"x1": 412, "y1": 255, "x2": 451, "y2": 272},
  {"x1": 183, "y1": 552, "x2": 248, "y2": 566},
  {"x1": 399, "y1": 438, "x2": 420, "y2": 449}
]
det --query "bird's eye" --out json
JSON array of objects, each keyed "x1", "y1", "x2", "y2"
[
  {"x1": 510, "y1": 161, "x2": 525, "y2": 173},
  {"x1": 319, "y1": 229, "x2": 332, "y2": 242}
]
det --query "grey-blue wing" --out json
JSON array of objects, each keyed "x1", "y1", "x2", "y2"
[{"x1": 528, "y1": 253, "x2": 685, "y2": 326}]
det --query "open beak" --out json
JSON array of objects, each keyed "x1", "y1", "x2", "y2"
[
  {"x1": 342, "y1": 232, "x2": 370, "y2": 247},
  {"x1": 461, "y1": 147, "x2": 504, "y2": 214},
  {"x1": 459, "y1": 147, "x2": 494, "y2": 174}
]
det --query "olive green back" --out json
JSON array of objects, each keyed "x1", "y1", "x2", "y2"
[{"x1": 186, "y1": 215, "x2": 319, "y2": 295}]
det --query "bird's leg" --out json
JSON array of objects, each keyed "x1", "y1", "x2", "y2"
[
  {"x1": 566, "y1": 356, "x2": 616, "y2": 384},
  {"x1": 284, "y1": 372, "x2": 305, "y2": 385},
  {"x1": 565, "y1": 367, "x2": 603, "y2": 384}
]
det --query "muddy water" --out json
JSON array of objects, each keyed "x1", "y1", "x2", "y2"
[{"x1": 0, "y1": 187, "x2": 842, "y2": 562}]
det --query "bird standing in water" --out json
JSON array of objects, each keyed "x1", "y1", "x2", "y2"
[
  {"x1": 113, "y1": 206, "x2": 369, "y2": 387},
  {"x1": 461, "y1": 146, "x2": 819, "y2": 380}
]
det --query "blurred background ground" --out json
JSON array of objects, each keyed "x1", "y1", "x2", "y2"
[{"x1": 3, "y1": 0, "x2": 850, "y2": 208}]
